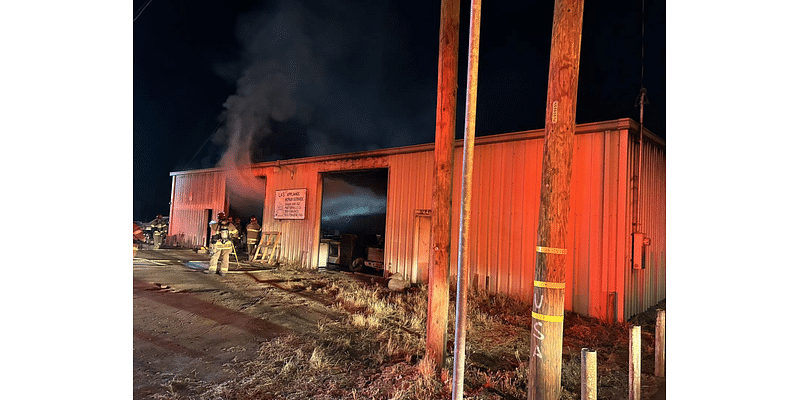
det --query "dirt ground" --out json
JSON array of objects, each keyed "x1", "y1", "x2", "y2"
[
  {"x1": 133, "y1": 247, "x2": 665, "y2": 399},
  {"x1": 134, "y1": 247, "x2": 342, "y2": 398}
]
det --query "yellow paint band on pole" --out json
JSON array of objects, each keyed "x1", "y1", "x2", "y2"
[
  {"x1": 536, "y1": 246, "x2": 567, "y2": 255},
  {"x1": 532, "y1": 311, "x2": 564, "y2": 323},
  {"x1": 534, "y1": 280, "x2": 566, "y2": 289}
]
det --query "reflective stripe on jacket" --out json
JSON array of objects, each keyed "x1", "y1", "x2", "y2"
[{"x1": 209, "y1": 221, "x2": 238, "y2": 247}]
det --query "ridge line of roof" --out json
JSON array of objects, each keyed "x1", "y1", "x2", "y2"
[{"x1": 171, "y1": 118, "x2": 661, "y2": 176}]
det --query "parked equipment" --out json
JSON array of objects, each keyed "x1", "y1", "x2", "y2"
[{"x1": 322, "y1": 233, "x2": 384, "y2": 273}]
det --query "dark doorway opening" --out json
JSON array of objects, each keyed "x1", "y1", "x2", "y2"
[
  {"x1": 205, "y1": 209, "x2": 213, "y2": 248},
  {"x1": 226, "y1": 177, "x2": 266, "y2": 257},
  {"x1": 320, "y1": 169, "x2": 388, "y2": 276}
]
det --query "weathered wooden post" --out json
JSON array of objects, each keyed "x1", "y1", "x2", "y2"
[
  {"x1": 629, "y1": 325, "x2": 641, "y2": 400},
  {"x1": 426, "y1": 0, "x2": 461, "y2": 369},
  {"x1": 655, "y1": 309, "x2": 665, "y2": 377},
  {"x1": 581, "y1": 348, "x2": 597, "y2": 400},
  {"x1": 527, "y1": 0, "x2": 585, "y2": 399}
]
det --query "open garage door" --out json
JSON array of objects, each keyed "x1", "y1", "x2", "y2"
[
  {"x1": 226, "y1": 176, "x2": 266, "y2": 232},
  {"x1": 320, "y1": 169, "x2": 388, "y2": 276}
]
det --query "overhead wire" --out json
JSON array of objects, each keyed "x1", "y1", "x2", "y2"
[
  {"x1": 641, "y1": 0, "x2": 645, "y2": 91},
  {"x1": 134, "y1": 0, "x2": 154, "y2": 22},
  {"x1": 183, "y1": 120, "x2": 223, "y2": 170},
  {"x1": 635, "y1": 0, "x2": 650, "y2": 110}
]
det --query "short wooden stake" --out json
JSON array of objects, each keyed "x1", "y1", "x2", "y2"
[
  {"x1": 581, "y1": 348, "x2": 597, "y2": 400},
  {"x1": 655, "y1": 309, "x2": 666, "y2": 377},
  {"x1": 629, "y1": 325, "x2": 641, "y2": 400}
]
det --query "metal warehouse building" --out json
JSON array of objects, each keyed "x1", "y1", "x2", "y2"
[{"x1": 168, "y1": 118, "x2": 665, "y2": 322}]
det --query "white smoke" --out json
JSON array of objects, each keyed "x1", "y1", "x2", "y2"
[
  {"x1": 214, "y1": 0, "x2": 427, "y2": 202},
  {"x1": 216, "y1": 1, "x2": 318, "y2": 201}
]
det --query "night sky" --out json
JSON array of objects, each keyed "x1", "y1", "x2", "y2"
[
  {"x1": 134, "y1": 0, "x2": 665, "y2": 222},
  {"x1": 9, "y1": 3, "x2": 800, "y2": 396}
]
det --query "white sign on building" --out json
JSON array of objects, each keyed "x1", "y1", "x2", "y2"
[{"x1": 274, "y1": 189, "x2": 307, "y2": 220}]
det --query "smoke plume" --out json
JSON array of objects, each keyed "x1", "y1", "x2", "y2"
[{"x1": 213, "y1": 0, "x2": 434, "y2": 203}]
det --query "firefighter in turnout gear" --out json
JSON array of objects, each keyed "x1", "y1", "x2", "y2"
[
  {"x1": 151, "y1": 215, "x2": 168, "y2": 249},
  {"x1": 205, "y1": 212, "x2": 238, "y2": 276},
  {"x1": 231, "y1": 217, "x2": 243, "y2": 254},
  {"x1": 245, "y1": 216, "x2": 261, "y2": 260}
]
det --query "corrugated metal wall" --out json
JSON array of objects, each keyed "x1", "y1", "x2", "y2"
[
  {"x1": 252, "y1": 156, "x2": 393, "y2": 269},
  {"x1": 623, "y1": 129, "x2": 667, "y2": 320},
  {"x1": 384, "y1": 151, "x2": 435, "y2": 279},
  {"x1": 566, "y1": 130, "x2": 631, "y2": 321},
  {"x1": 449, "y1": 138, "x2": 543, "y2": 302},
  {"x1": 445, "y1": 127, "x2": 633, "y2": 321},
  {"x1": 167, "y1": 171, "x2": 227, "y2": 248},
  {"x1": 167, "y1": 119, "x2": 665, "y2": 322}
]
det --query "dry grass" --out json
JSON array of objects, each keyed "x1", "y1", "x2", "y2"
[{"x1": 153, "y1": 266, "x2": 663, "y2": 399}]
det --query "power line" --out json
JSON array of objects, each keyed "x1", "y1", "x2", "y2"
[
  {"x1": 134, "y1": 0, "x2": 154, "y2": 22},
  {"x1": 635, "y1": 0, "x2": 649, "y2": 111},
  {"x1": 640, "y1": 0, "x2": 645, "y2": 90},
  {"x1": 183, "y1": 120, "x2": 223, "y2": 170}
]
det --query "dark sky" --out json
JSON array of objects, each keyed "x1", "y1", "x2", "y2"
[{"x1": 133, "y1": 0, "x2": 665, "y2": 222}]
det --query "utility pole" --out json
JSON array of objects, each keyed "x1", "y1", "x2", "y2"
[
  {"x1": 451, "y1": 0, "x2": 482, "y2": 397},
  {"x1": 528, "y1": 0, "x2": 584, "y2": 399},
  {"x1": 426, "y1": 0, "x2": 460, "y2": 369}
]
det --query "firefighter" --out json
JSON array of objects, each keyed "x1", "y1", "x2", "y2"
[
  {"x1": 151, "y1": 215, "x2": 168, "y2": 249},
  {"x1": 232, "y1": 217, "x2": 243, "y2": 254},
  {"x1": 245, "y1": 216, "x2": 261, "y2": 260},
  {"x1": 205, "y1": 212, "x2": 238, "y2": 276}
]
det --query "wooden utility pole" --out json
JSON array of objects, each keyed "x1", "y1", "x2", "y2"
[
  {"x1": 426, "y1": 0, "x2": 460, "y2": 369},
  {"x1": 528, "y1": 0, "x2": 584, "y2": 399}
]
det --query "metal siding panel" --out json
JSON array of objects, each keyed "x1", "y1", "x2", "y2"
[
  {"x1": 602, "y1": 130, "x2": 621, "y2": 321},
  {"x1": 393, "y1": 153, "x2": 414, "y2": 278},
  {"x1": 503, "y1": 143, "x2": 515, "y2": 296},
  {"x1": 601, "y1": 131, "x2": 612, "y2": 302},
  {"x1": 168, "y1": 120, "x2": 661, "y2": 322},
  {"x1": 489, "y1": 144, "x2": 508, "y2": 293},
  {"x1": 503, "y1": 145, "x2": 516, "y2": 296},
  {"x1": 621, "y1": 128, "x2": 666, "y2": 321},
  {"x1": 509, "y1": 144, "x2": 525, "y2": 298},
  {"x1": 521, "y1": 139, "x2": 542, "y2": 302},
  {"x1": 588, "y1": 133, "x2": 605, "y2": 319},
  {"x1": 570, "y1": 134, "x2": 589, "y2": 316},
  {"x1": 397, "y1": 153, "x2": 413, "y2": 277},
  {"x1": 488, "y1": 144, "x2": 501, "y2": 293},
  {"x1": 642, "y1": 141, "x2": 666, "y2": 307},
  {"x1": 401, "y1": 153, "x2": 413, "y2": 278},
  {"x1": 617, "y1": 131, "x2": 631, "y2": 321},
  {"x1": 168, "y1": 172, "x2": 226, "y2": 248},
  {"x1": 387, "y1": 155, "x2": 402, "y2": 277},
  {"x1": 475, "y1": 145, "x2": 489, "y2": 289},
  {"x1": 383, "y1": 151, "x2": 433, "y2": 280},
  {"x1": 399, "y1": 153, "x2": 414, "y2": 277},
  {"x1": 489, "y1": 144, "x2": 501, "y2": 293},
  {"x1": 571, "y1": 132, "x2": 606, "y2": 318},
  {"x1": 388, "y1": 156, "x2": 403, "y2": 276}
]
